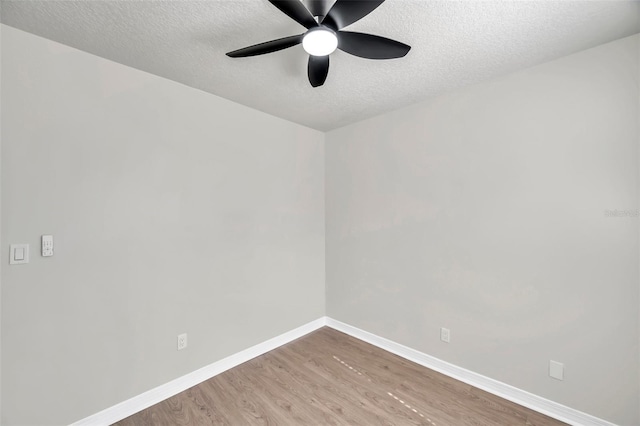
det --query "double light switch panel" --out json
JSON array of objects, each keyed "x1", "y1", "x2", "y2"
[{"x1": 9, "y1": 235, "x2": 54, "y2": 264}]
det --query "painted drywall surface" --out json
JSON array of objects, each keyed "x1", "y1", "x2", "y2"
[
  {"x1": 0, "y1": 11, "x2": 3, "y2": 425},
  {"x1": 1, "y1": 25, "x2": 325, "y2": 425},
  {"x1": 326, "y1": 35, "x2": 639, "y2": 425}
]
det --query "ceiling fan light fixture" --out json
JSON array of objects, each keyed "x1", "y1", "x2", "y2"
[
  {"x1": 302, "y1": 27, "x2": 338, "y2": 56},
  {"x1": 226, "y1": 0, "x2": 412, "y2": 87}
]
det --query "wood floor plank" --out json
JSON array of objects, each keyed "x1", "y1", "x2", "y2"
[{"x1": 114, "y1": 327, "x2": 566, "y2": 425}]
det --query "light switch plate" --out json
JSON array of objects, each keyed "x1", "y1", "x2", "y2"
[
  {"x1": 10, "y1": 244, "x2": 29, "y2": 265},
  {"x1": 42, "y1": 235, "x2": 54, "y2": 257}
]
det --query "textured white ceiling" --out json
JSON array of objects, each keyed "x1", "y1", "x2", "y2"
[{"x1": 2, "y1": 0, "x2": 639, "y2": 131}]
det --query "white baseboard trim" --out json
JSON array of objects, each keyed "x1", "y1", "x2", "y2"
[
  {"x1": 71, "y1": 317, "x2": 327, "y2": 426},
  {"x1": 325, "y1": 317, "x2": 615, "y2": 426},
  {"x1": 73, "y1": 316, "x2": 615, "y2": 426}
]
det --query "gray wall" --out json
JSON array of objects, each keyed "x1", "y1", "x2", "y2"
[
  {"x1": 2, "y1": 21, "x2": 639, "y2": 426},
  {"x1": 326, "y1": 35, "x2": 639, "y2": 425},
  {"x1": 1, "y1": 26, "x2": 325, "y2": 425},
  {"x1": 0, "y1": 10, "x2": 3, "y2": 425}
]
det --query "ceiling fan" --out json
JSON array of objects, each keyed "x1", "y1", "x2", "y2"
[{"x1": 226, "y1": 0, "x2": 411, "y2": 87}]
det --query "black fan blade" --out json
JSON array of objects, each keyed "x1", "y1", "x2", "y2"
[
  {"x1": 226, "y1": 34, "x2": 304, "y2": 58},
  {"x1": 322, "y1": 0, "x2": 385, "y2": 30},
  {"x1": 338, "y1": 31, "x2": 410, "y2": 59},
  {"x1": 308, "y1": 55, "x2": 329, "y2": 87},
  {"x1": 268, "y1": 0, "x2": 318, "y2": 29}
]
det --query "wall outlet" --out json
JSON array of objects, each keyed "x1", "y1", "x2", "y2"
[
  {"x1": 549, "y1": 360, "x2": 564, "y2": 380},
  {"x1": 177, "y1": 333, "x2": 187, "y2": 351},
  {"x1": 440, "y1": 327, "x2": 451, "y2": 343}
]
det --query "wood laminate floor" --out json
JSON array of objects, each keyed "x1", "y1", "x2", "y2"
[{"x1": 115, "y1": 327, "x2": 565, "y2": 425}]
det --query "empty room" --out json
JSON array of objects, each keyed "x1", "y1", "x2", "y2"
[{"x1": 1, "y1": 0, "x2": 639, "y2": 425}]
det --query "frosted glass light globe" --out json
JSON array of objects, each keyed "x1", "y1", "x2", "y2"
[{"x1": 302, "y1": 27, "x2": 338, "y2": 56}]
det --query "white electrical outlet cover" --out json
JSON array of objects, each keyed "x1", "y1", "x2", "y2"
[
  {"x1": 177, "y1": 333, "x2": 187, "y2": 350},
  {"x1": 549, "y1": 360, "x2": 564, "y2": 380},
  {"x1": 440, "y1": 327, "x2": 450, "y2": 343}
]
